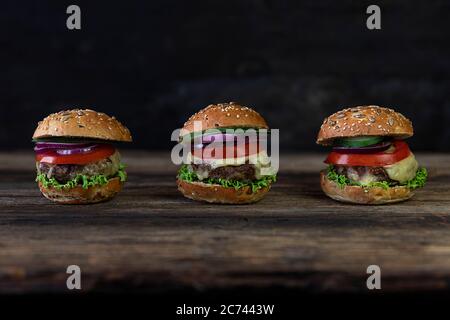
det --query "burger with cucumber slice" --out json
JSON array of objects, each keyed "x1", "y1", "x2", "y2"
[
  {"x1": 317, "y1": 105, "x2": 427, "y2": 204},
  {"x1": 177, "y1": 102, "x2": 277, "y2": 204},
  {"x1": 33, "y1": 109, "x2": 132, "y2": 204}
]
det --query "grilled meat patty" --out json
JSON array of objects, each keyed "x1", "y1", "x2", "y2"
[
  {"x1": 37, "y1": 151, "x2": 121, "y2": 183},
  {"x1": 335, "y1": 165, "x2": 393, "y2": 184},
  {"x1": 190, "y1": 164, "x2": 256, "y2": 181}
]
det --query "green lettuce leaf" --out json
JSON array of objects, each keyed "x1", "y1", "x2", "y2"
[
  {"x1": 36, "y1": 163, "x2": 127, "y2": 190},
  {"x1": 178, "y1": 164, "x2": 276, "y2": 193},
  {"x1": 405, "y1": 167, "x2": 427, "y2": 189},
  {"x1": 327, "y1": 165, "x2": 427, "y2": 190}
]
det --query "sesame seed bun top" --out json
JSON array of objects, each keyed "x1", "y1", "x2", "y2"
[
  {"x1": 33, "y1": 109, "x2": 132, "y2": 142},
  {"x1": 316, "y1": 105, "x2": 413, "y2": 145},
  {"x1": 181, "y1": 102, "x2": 268, "y2": 135}
]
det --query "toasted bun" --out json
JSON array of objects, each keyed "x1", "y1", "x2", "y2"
[
  {"x1": 38, "y1": 177, "x2": 123, "y2": 204},
  {"x1": 181, "y1": 102, "x2": 268, "y2": 136},
  {"x1": 33, "y1": 109, "x2": 132, "y2": 142},
  {"x1": 317, "y1": 105, "x2": 413, "y2": 145},
  {"x1": 177, "y1": 178, "x2": 270, "y2": 204},
  {"x1": 320, "y1": 171, "x2": 413, "y2": 204}
]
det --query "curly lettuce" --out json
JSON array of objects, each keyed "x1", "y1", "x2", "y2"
[
  {"x1": 178, "y1": 164, "x2": 276, "y2": 193},
  {"x1": 327, "y1": 165, "x2": 427, "y2": 190},
  {"x1": 405, "y1": 167, "x2": 427, "y2": 189},
  {"x1": 36, "y1": 163, "x2": 127, "y2": 190}
]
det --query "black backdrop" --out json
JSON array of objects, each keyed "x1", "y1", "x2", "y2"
[{"x1": 1, "y1": 0, "x2": 449, "y2": 151}]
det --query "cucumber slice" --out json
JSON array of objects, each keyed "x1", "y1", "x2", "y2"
[{"x1": 336, "y1": 136, "x2": 384, "y2": 148}]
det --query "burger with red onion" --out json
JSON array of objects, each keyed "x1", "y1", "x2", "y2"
[
  {"x1": 177, "y1": 102, "x2": 277, "y2": 204},
  {"x1": 317, "y1": 105, "x2": 427, "y2": 204},
  {"x1": 33, "y1": 109, "x2": 132, "y2": 204}
]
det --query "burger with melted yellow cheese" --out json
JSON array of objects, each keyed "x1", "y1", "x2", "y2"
[
  {"x1": 177, "y1": 102, "x2": 277, "y2": 204},
  {"x1": 317, "y1": 105, "x2": 427, "y2": 204}
]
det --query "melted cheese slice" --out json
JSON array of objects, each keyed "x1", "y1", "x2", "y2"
[
  {"x1": 383, "y1": 153, "x2": 418, "y2": 183},
  {"x1": 186, "y1": 150, "x2": 277, "y2": 179}
]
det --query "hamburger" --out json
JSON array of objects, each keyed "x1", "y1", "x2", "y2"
[
  {"x1": 317, "y1": 105, "x2": 427, "y2": 204},
  {"x1": 177, "y1": 102, "x2": 277, "y2": 204},
  {"x1": 33, "y1": 109, "x2": 132, "y2": 204}
]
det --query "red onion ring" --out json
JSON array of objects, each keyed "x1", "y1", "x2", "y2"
[
  {"x1": 56, "y1": 145, "x2": 99, "y2": 155},
  {"x1": 34, "y1": 143, "x2": 100, "y2": 155},
  {"x1": 35, "y1": 142, "x2": 92, "y2": 151}
]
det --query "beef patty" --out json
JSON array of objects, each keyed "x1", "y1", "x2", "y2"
[
  {"x1": 191, "y1": 164, "x2": 256, "y2": 181},
  {"x1": 37, "y1": 151, "x2": 121, "y2": 183},
  {"x1": 335, "y1": 165, "x2": 391, "y2": 183}
]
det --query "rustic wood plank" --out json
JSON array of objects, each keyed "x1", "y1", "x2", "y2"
[{"x1": 0, "y1": 152, "x2": 449, "y2": 294}]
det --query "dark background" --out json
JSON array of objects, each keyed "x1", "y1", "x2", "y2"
[{"x1": 1, "y1": 0, "x2": 449, "y2": 151}]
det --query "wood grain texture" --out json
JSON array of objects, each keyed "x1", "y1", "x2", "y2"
[{"x1": 0, "y1": 151, "x2": 449, "y2": 294}]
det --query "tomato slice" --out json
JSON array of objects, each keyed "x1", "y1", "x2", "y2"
[
  {"x1": 192, "y1": 141, "x2": 263, "y2": 160},
  {"x1": 325, "y1": 140, "x2": 411, "y2": 167},
  {"x1": 36, "y1": 144, "x2": 115, "y2": 165}
]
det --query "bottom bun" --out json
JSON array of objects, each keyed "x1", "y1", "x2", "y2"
[
  {"x1": 320, "y1": 171, "x2": 413, "y2": 205},
  {"x1": 38, "y1": 177, "x2": 123, "y2": 204},
  {"x1": 177, "y1": 178, "x2": 270, "y2": 204}
]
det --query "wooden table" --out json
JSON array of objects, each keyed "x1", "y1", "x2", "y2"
[{"x1": 1, "y1": 151, "x2": 449, "y2": 295}]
